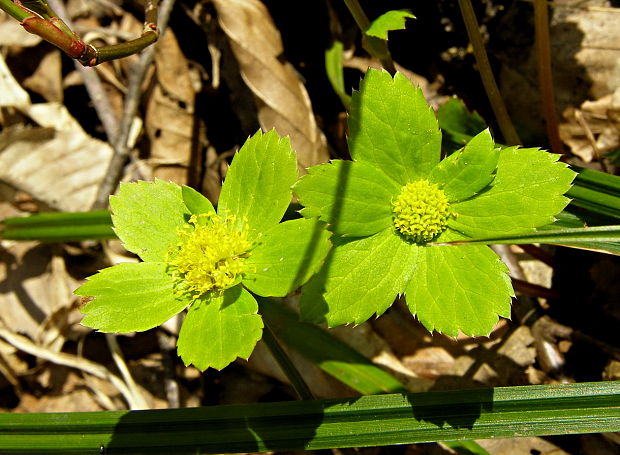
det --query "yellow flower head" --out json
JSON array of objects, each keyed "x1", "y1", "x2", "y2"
[
  {"x1": 392, "y1": 180, "x2": 450, "y2": 243},
  {"x1": 167, "y1": 213, "x2": 252, "y2": 298}
]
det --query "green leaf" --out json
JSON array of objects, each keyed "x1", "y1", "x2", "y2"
[
  {"x1": 244, "y1": 218, "x2": 331, "y2": 297},
  {"x1": 448, "y1": 147, "x2": 576, "y2": 237},
  {"x1": 76, "y1": 262, "x2": 190, "y2": 333},
  {"x1": 300, "y1": 228, "x2": 418, "y2": 326},
  {"x1": 348, "y1": 69, "x2": 442, "y2": 185},
  {"x1": 181, "y1": 185, "x2": 215, "y2": 215},
  {"x1": 294, "y1": 160, "x2": 400, "y2": 237},
  {"x1": 325, "y1": 40, "x2": 351, "y2": 108},
  {"x1": 438, "y1": 97, "x2": 487, "y2": 152},
  {"x1": 177, "y1": 286, "x2": 263, "y2": 371},
  {"x1": 429, "y1": 129, "x2": 499, "y2": 202},
  {"x1": 217, "y1": 130, "x2": 297, "y2": 239},
  {"x1": 110, "y1": 179, "x2": 190, "y2": 262},
  {"x1": 365, "y1": 10, "x2": 415, "y2": 39},
  {"x1": 405, "y1": 239, "x2": 513, "y2": 336}
]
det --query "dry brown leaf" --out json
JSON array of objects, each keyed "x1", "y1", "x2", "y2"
[
  {"x1": 22, "y1": 50, "x2": 63, "y2": 103},
  {"x1": 0, "y1": 55, "x2": 112, "y2": 210},
  {"x1": 145, "y1": 29, "x2": 197, "y2": 185},
  {"x1": 559, "y1": 87, "x2": 620, "y2": 162},
  {"x1": 476, "y1": 437, "x2": 571, "y2": 455},
  {"x1": 499, "y1": 1, "x2": 620, "y2": 143},
  {"x1": 0, "y1": 110, "x2": 113, "y2": 211},
  {"x1": 330, "y1": 322, "x2": 433, "y2": 392},
  {"x1": 0, "y1": 53, "x2": 30, "y2": 110},
  {"x1": 14, "y1": 371, "x2": 106, "y2": 413},
  {"x1": 553, "y1": 2, "x2": 620, "y2": 98},
  {"x1": 245, "y1": 339, "x2": 355, "y2": 399},
  {"x1": 401, "y1": 347, "x2": 456, "y2": 380},
  {"x1": 0, "y1": 242, "x2": 80, "y2": 341},
  {"x1": 0, "y1": 16, "x2": 43, "y2": 48},
  {"x1": 211, "y1": 0, "x2": 328, "y2": 168}
]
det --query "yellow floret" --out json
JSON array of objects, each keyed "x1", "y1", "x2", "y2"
[
  {"x1": 392, "y1": 180, "x2": 450, "y2": 243},
  {"x1": 167, "y1": 213, "x2": 252, "y2": 298}
]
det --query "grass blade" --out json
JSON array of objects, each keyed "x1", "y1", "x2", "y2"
[
  {"x1": 2, "y1": 381, "x2": 618, "y2": 454},
  {"x1": 1, "y1": 210, "x2": 114, "y2": 241},
  {"x1": 434, "y1": 225, "x2": 620, "y2": 255},
  {"x1": 259, "y1": 297, "x2": 407, "y2": 394}
]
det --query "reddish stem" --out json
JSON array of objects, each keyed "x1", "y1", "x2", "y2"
[{"x1": 21, "y1": 16, "x2": 85, "y2": 58}]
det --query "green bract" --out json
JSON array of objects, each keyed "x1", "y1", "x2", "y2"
[
  {"x1": 294, "y1": 69, "x2": 576, "y2": 336},
  {"x1": 365, "y1": 10, "x2": 416, "y2": 40},
  {"x1": 75, "y1": 130, "x2": 331, "y2": 371}
]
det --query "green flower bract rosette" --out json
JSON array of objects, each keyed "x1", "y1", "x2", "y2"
[
  {"x1": 294, "y1": 69, "x2": 576, "y2": 336},
  {"x1": 76, "y1": 130, "x2": 331, "y2": 371}
]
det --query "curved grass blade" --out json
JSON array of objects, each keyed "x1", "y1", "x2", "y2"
[{"x1": 259, "y1": 297, "x2": 407, "y2": 395}]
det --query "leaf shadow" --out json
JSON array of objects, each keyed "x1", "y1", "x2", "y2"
[
  {"x1": 295, "y1": 155, "x2": 353, "y2": 323},
  {"x1": 103, "y1": 386, "x2": 494, "y2": 453}
]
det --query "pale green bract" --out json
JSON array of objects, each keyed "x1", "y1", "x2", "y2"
[
  {"x1": 76, "y1": 130, "x2": 331, "y2": 371},
  {"x1": 294, "y1": 69, "x2": 576, "y2": 336},
  {"x1": 365, "y1": 10, "x2": 416, "y2": 40}
]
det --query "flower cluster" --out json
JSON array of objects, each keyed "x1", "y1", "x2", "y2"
[
  {"x1": 76, "y1": 130, "x2": 330, "y2": 370},
  {"x1": 294, "y1": 69, "x2": 575, "y2": 336}
]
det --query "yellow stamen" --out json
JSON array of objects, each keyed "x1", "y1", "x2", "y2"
[
  {"x1": 167, "y1": 213, "x2": 252, "y2": 298},
  {"x1": 392, "y1": 180, "x2": 450, "y2": 243}
]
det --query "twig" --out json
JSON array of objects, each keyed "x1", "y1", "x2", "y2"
[
  {"x1": 456, "y1": 0, "x2": 521, "y2": 145},
  {"x1": 533, "y1": 0, "x2": 564, "y2": 156},
  {"x1": 91, "y1": 0, "x2": 176, "y2": 209},
  {"x1": 0, "y1": 327, "x2": 142, "y2": 409},
  {"x1": 105, "y1": 333, "x2": 149, "y2": 409},
  {"x1": 156, "y1": 330, "x2": 181, "y2": 407},
  {"x1": 46, "y1": 0, "x2": 119, "y2": 141},
  {"x1": 574, "y1": 109, "x2": 609, "y2": 173}
]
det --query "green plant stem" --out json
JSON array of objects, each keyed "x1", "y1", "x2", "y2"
[
  {"x1": 456, "y1": 0, "x2": 521, "y2": 145},
  {"x1": 0, "y1": 0, "x2": 35, "y2": 21},
  {"x1": 534, "y1": 0, "x2": 564, "y2": 155},
  {"x1": 341, "y1": 0, "x2": 396, "y2": 74},
  {"x1": 261, "y1": 318, "x2": 315, "y2": 400}
]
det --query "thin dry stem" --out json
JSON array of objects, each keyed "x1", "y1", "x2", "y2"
[
  {"x1": 457, "y1": 0, "x2": 521, "y2": 145},
  {"x1": 533, "y1": 0, "x2": 564, "y2": 156},
  {"x1": 91, "y1": 0, "x2": 176, "y2": 209}
]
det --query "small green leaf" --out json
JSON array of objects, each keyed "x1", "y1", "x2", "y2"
[
  {"x1": 76, "y1": 262, "x2": 190, "y2": 333},
  {"x1": 244, "y1": 218, "x2": 331, "y2": 297},
  {"x1": 349, "y1": 70, "x2": 441, "y2": 185},
  {"x1": 429, "y1": 129, "x2": 499, "y2": 202},
  {"x1": 294, "y1": 160, "x2": 400, "y2": 237},
  {"x1": 325, "y1": 40, "x2": 351, "y2": 108},
  {"x1": 449, "y1": 147, "x2": 577, "y2": 237},
  {"x1": 182, "y1": 185, "x2": 215, "y2": 215},
  {"x1": 110, "y1": 179, "x2": 190, "y2": 262},
  {"x1": 300, "y1": 228, "x2": 418, "y2": 326},
  {"x1": 366, "y1": 10, "x2": 415, "y2": 40},
  {"x1": 438, "y1": 98, "x2": 488, "y2": 154},
  {"x1": 177, "y1": 286, "x2": 263, "y2": 371},
  {"x1": 218, "y1": 130, "x2": 297, "y2": 239},
  {"x1": 438, "y1": 97, "x2": 486, "y2": 137},
  {"x1": 405, "y1": 231, "x2": 513, "y2": 336}
]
